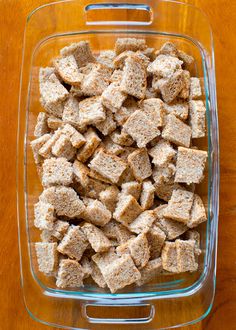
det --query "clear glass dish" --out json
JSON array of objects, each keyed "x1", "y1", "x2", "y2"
[{"x1": 17, "y1": 0, "x2": 219, "y2": 328}]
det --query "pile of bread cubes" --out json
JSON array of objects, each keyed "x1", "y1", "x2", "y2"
[{"x1": 31, "y1": 38, "x2": 208, "y2": 293}]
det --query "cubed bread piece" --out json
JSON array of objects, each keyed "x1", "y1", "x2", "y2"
[
  {"x1": 190, "y1": 77, "x2": 202, "y2": 99},
  {"x1": 189, "y1": 100, "x2": 206, "y2": 138},
  {"x1": 102, "y1": 136, "x2": 125, "y2": 155},
  {"x1": 51, "y1": 134, "x2": 76, "y2": 160},
  {"x1": 163, "y1": 100, "x2": 189, "y2": 121},
  {"x1": 62, "y1": 96, "x2": 86, "y2": 131},
  {"x1": 39, "y1": 186, "x2": 85, "y2": 218},
  {"x1": 42, "y1": 157, "x2": 73, "y2": 187},
  {"x1": 123, "y1": 110, "x2": 160, "y2": 148},
  {"x1": 136, "y1": 258, "x2": 163, "y2": 286},
  {"x1": 79, "y1": 96, "x2": 106, "y2": 126},
  {"x1": 77, "y1": 128, "x2": 101, "y2": 163},
  {"x1": 141, "y1": 98, "x2": 165, "y2": 127},
  {"x1": 110, "y1": 129, "x2": 134, "y2": 147},
  {"x1": 57, "y1": 226, "x2": 88, "y2": 260},
  {"x1": 161, "y1": 242, "x2": 178, "y2": 272},
  {"x1": 90, "y1": 260, "x2": 107, "y2": 288},
  {"x1": 128, "y1": 233, "x2": 150, "y2": 268},
  {"x1": 80, "y1": 256, "x2": 93, "y2": 279},
  {"x1": 30, "y1": 134, "x2": 51, "y2": 164},
  {"x1": 121, "y1": 181, "x2": 142, "y2": 200},
  {"x1": 147, "y1": 225, "x2": 166, "y2": 259},
  {"x1": 114, "y1": 97, "x2": 138, "y2": 126},
  {"x1": 81, "y1": 222, "x2": 112, "y2": 252},
  {"x1": 99, "y1": 186, "x2": 120, "y2": 212},
  {"x1": 110, "y1": 69, "x2": 123, "y2": 84},
  {"x1": 53, "y1": 55, "x2": 84, "y2": 85},
  {"x1": 120, "y1": 56, "x2": 147, "y2": 99},
  {"x1": 140, "y1": 180, "x2": 155, "y2": 210},
  {"x1": 40, "y1": 229, "x2": 57, "y2": 243},
  {"x1": 175, "y1": 147, "x2": 208, "y2": 184},
  {"x1": 61, "y1": 124, "x2": 86, "y2": 148},
  {"x1": 177, "y1": 50, "x2": 194, "y2": 66},
  {"x1": 128, "y1": 148, "x2": 152, "y2": 181},
  {"x1": 188, "y1": 194, "x2": 207, "y2": 228},
  {"x1": 157, "y1": 42, "x2": 178, "y2": 57},
  {"x1": 95, "y1": 108, "x2": 117, "y2": 136},
  {"x1": 82, "y1": 178, "x2": 109, "y2": 199},
  {"x1": 162, "y1": 114, "x2": 191, "y2": 147},
  {"x1": 92, "y1": 248, "x2": 118, "y2": 268},
  {"x1": 89, "y1": 168, "x2": 113, "y2": 184},
  {"x1": 82, "y1": 199, "x2": 112, "y2": 226},
  {"x1": 73, "y1": 160, "x2": 90, "y2": 187},
  {"x1": 35, "y1": 242, "x2": 58, "y2": 275},
  {"x1": 184, "y1": 230, "x2": 201, "y2": 255},
  {"x1": 34, "y1": 112, "x2": 49, "y2": 137},
  {"x1": 103, "y1": 220, "x2": 135, "y2": 244},
  {"x1": 34, "y1": 201, "x2": 55, "y2": 230},
  {"x1": 149, "y1": 139, "x2": 176, "y2": 167},
  {"x1": 39, "y1": 70, "x2": 69, "y2": 117},
  {"x1": 48, "y1": 220, "x2": 70, "y2": 241},
  {"x1": 115, "y1": 38, "x2": 146, "y2": 55},
  {"x1": 163, "y1": 189, "x2": 194, "y2": 223},
  {"x1": 113, "y1": 194, "x2": 143, "y2": 226},
  {"x1": 101, "y1": 82, "x2": 127, "y2": 112},
  {"x1": 60, "y1": 41, "x2": 95, "y2": 67},
  {"x1": 47, "y1": 116, "x2": 63, "y2": 130},
  {"x1": 178, "y1": 70, "x2": 190, "y2": 99},
  {"x1": 97, "y1": 50, "x2": 116, "y2": 69},
  {"x1": 102, "y1": 220, "x2": 120, "y2": 239},
  {"x1": 158, "y1": 70, "x2": 185, "y2": 103},
  {"x1": 56, "y1": 259, "x2": 84, "y2": 288},
  {"x1": 147, "y1": 55, "x2": 183, "y2": 78},
  {"x1": 89, "y1": 150, "x2": 127, "y2": 184},
  {"x1": 176, "y1": 239, "x2": 198, "y2": 272},
  {"x1": 152, "y1": 163, "x2": 176, "y2": 185},
  {"x1": 38, "y1": 129, "x2": 62, "y2": 158},
  {"x1": 113, "y1": 50, "x2": 135, "y2": 68},
  {"x1": 128, "y1": 210, "x2": 156, "y2": 234},
  {"x1": 81, "y1": 64, "x2": 112, "y2": 96},
  {"x1": 135, "y1": 51, "x2": 150, "y2": 67}
]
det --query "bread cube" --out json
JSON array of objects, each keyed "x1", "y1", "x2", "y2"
[
  {"x1": 101, "y1": 82, "x2": 127, "y2": 112},
  {"x1": 80, "y1": 256, "x2": 93, "y2": 279},
  {"x1": 56, "y1": 259, "x2": 84, "y2": 288},
  {"x1": 147, "y1": 55, "x2": 183, "y2": 78},
  {"x1": 61, "y1": 124, "x2": 86, "y2": 148},
  {"x1": 149, "y1": 139, "x2": 176, "y2": 167},
  {"x1": 81, "y1": 64, "x2": 112, "y2": 96},
  {"x1": 97, "y1": 50, "x2": 116, "y2": 69},
  {"x1": 188, "y1": 194, "x2": 207, "y2": 228},
  {"x1": 115, "y1": 38, "x2": 146, "y2": 55},
  {"x1": 177, "y1": 50, "x2": 194, "y2": 66},
  {"x1": 47, "y1": 116, "x2": 63, "y2": 130},
  {"x1": 127, "y1": 148, "x2": 152, "y2": 181},
  {"x1": 81, "y1": 222, "x2": 112, "y2": 253},
  {"x1": 154, "y1": 176, "x2": 180, "y2": 202},
  {"x1": 42, "y1": 157, "x2": 73, "y2": 187},
  {"x1": 79, "y1": 96, "x2": 106, "y2": 126},
  {"x1": 82, "y1": 199, "x2": 111, "y2": 226},
  {"x1": 161, "y1": 242, "x2": 178, "y2": 272},
  {"x1": 113, "y1": 50, "x2": 135, "y2": 68},
  {"x1": 141, "y1": 98, "x2": 165, "y2": 127},
  {"x1": 123, "y1": 110, "x2": 160, "y2": 148},
  {"x1": 190, "y1": 77, "x2": 202, "y2": 99},
  {"x1": 178, "y1": 70, "x2": 190, "y2": 99},
  {"x1": 121, "y1": 181, "x2": 141, "y2": 200},
  {"x1": 155, "y1": 216, "x2": 187, "y2": 240},
  {"x1": 189, "y1": 100, "x2": 206, "y2": 138},
  {"x1": 73, "y1": 160, "x2": 90, "y2": 188},
  {"x1": 45, "y1": 220, "x2": 70, "y2": 241},
  {"x1": 158, "y1": 70, "x2": 185, "y2": 103},
  {"x1": 140, "y1": 180, "x2": 155, "y2": 210},
  {"x1": 163, "y1": 100, "x2": 189, "y2": 121},
  {"x1": 113, "y1": 194, "x2": 143, "y2": 226},
  {"x1": 34, "y1": 201, "x2": 55, "y2": 230},
  {"x1": 82, "y1": 178, "x2": 109, "y2": 200},
  {"x1": 62, "y1": 96, "x2": 86, "y2": 131},
  {"x1": 77, "y1": 128, "x2": 101, "y2": 163},
  {"x1": 53, "y1": 55, "x2": 84, "y2": 85},
  {"x1": 57, "y1": 226, "x2": 88, "y2": 260},
  {"x1": 176, "y1": 239, "x2": 198, "y2": 272},
  {"x1": 175, "y1": 147, "x2": 208, "y2": 184},
  {"x1": 90, "y1": 260, "x2": 107, "y2": 288},
  {"x1": 98, "y1": 186, "x2": 119, "y2": 214},
  {"x1": 110, "y1": 129, "x2": 134, "y2": 147},
  {"x1": 147, "y1": 225, "x2": 166, "y2": 259},
  {"x1": 184, "y1": 230, "x2": 201, "y2": 255},
  {"x1": 136, "y1": 258, "x2": 163, "y2": 286},
  {"x1": 95, "y1": 108, "x2": 117, "y2": 136},
  {"x1": 162, "y1": 114, "x2": 191, "y2": 147},
  {"x1": 51, "y1": 134, "x2": 76, "y2": 160},
  {"x1": 110, "y1": 69, "x2": 123, "y2": 84},
  {"x1": 114, "y1": 97, "x2": 138, "y2": 126},
  {"x1": 30, "y1": 134, "x2": 51, "y2": 164},
  {"x1": 38, "y1": 129, "x2": 62, "y2": 158},
  {"x1": 35, "y1": 242, "x2": 58, "y2": 275},
  {"x1": 128, "y1": 210, "x2": 156, "y2": 234},
  {"x1": 157, "y1": 42, "x2": 178, "y2": 57},
  {"x1": 60, "y1": 41, "x2": 95, "y2": 67},
  {"x1": 152, "y1": 163, "x2": 176, "y2": 185},
  {"x1": 128, "y1": 233, "x2": 150, "y2": 268},
  {"x1": 34, "y1": 112, "x2": 49, "y2": 137}
]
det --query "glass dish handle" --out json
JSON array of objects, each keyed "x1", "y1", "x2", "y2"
[{"x1": 84, "y1": 2, "x2": 153, "y2": 26}]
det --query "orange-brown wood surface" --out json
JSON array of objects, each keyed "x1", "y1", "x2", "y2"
[{"x1": 0, "y1": 0, "x2": 235, "y2": 329}]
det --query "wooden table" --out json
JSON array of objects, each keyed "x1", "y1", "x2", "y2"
[{"x1": 0, "y1": 0, "x2": 235, "y2": 329}]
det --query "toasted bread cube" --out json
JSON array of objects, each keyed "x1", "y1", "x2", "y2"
[
  {"x1": 34, "y1": 201, "x2": 55, "y2": 230},
  {"x1": 101, "y1": 82, "x2": 127, "y2": 112},
  {"x1": 158, "y1": 70, "x2": 185, "y2": 103},
  {"x1": 110, "y1": 129, "x2": 134, "y2": 147},
  {"x1": 136, "y1": 258, "x2": 163, "y2": 286},
  {"x1": 154, "y1": 177, "x2": 180, "y2": 202},
  {"x1": 178, "y1": 70, "x2": 190, "y2": 99},
  {"x1": 117, "y1": 164, "x2": 136, "y2": 186},
  {"x1": 57, "y1": 226, "x2": 88, "y2": 260},
  {"x1": 128, "y1": 233, "x2": 150, "y2": 268},
  {"x1": 81, "y1": 64, "x2": 112, "y2": 96},
  {"x1": 161, "y1": 242, "x2": 178, "y2": 272},
  {"x1": 82, "y1": 199, "x2": 112, "y2": 226},
  {"x1": 61, "y1": 124, "x2": 86, "y2": 148},
  {"x1": 121, "y1": 181, "x2": 141, "y2": 200},
  {"x1": 127, "y1": 148, "x2": 152, "y2": 181},
  {"x1": 90, "y1": 260, "x2": 107, "y2": 288},
  {"x1": 188, "y1": 194, "x2": 207, "y2": 228},
  {"x1": 113, "y1": 50, "x2": 135, "y2": 68},
  {"x1": 97, "y1": 50, "x2": 115, "y2": 69},
  {"x1": 92, "y1": 248, "x2": 118, "y2": 267},
  {"x1": 30, "y1": 134, "x2": 51, "y2": 164},
  {"x1": 35, "y1": 242, "x2": 58, "y2": 275},
  {"x1": 79, "y1": 96, "x2": 106, "y2": 126},
  {"x1": 103, "y1": 220, "x2": 134, "y2": 244},
  {"x1": 82, "y1": 222, "x2": 112, "y2": 252},
  {"x1": 89, "y1": 150, "x2": 127, "y2": 184},
  {"x1": 34, "y1": 112, "x2": 49, "y2": 137},
  {"x1": 99, "y1": 186, "x2": 120, "y2": 212},
  {"x1": 175, "y1": 147, "x2": 208, "y2": 184},
  {"x1": 102, "y1": 220, "x2": 120, "y2": 239},
  {"x1": 115, "y1": 38, "x2": 146, "y2": 55},
  {"x1": 149, "y1": 139, "x2": 176, "y2": 167},
  {"x1": 163, "y1": 189, "x2": 194, "y2": 223},
  {"x1": 56, "y1": 259, "x2": 84, "y2": 288},
  {"x1": 80, "y1": 256, "x2": 93, "y2": 279},
  {"x1": 190, "y1": 77, "x2": 202, "y2": 99},
  {"x1": 189, "y1": 100, "x2": 206, "y2": 138},
  {"x1": 123, "y1": 110, "x2": 160, "y2": 148},
  {"x1": 141, "y1": 98, "x2": 165, "y2": 127},
  {"x1": 140, "y1": 181, "x2": 155, "y2": 210},
  {"x1": 73, "y1": 160, "x2": 90, "y2": 187},
  {"x1": 47, "y1": 116, "x2": 63, "y2": 130},
  {"x1": 120, "y1": 56, "x2": 147, "y2": 99},
  {"x1": 128, "y1": 210, "x2": 156, "y2": 234},
  {"x1": 40, "y1": 229, "x2": 57, "y2": 243},
  {"x1": 152, "y1": 163, "x2": 176, "y2": 185},
  {"x1": 102, "y1": 136, "x2": 125, "y2": 155},
  {"x1": 38, "y1": 129, "x2": 62, "y2": 158},
  {"x1": 82, "y1": 178, "x2": 109, "y2": 200},
  {"x1": 176, "y1": 239, "x2": 198, "y2": 272},
  {"x1": 62, "y1": 96, "x2": 86, "y2": 131},
  {"x1": 135, "y1": 51, "x2": 150, "y2": 67},
  {"x1": 110, "y1": 69, "x2": 123, "y2": 84},
  {"x1": 113, "y1": 194, "x2": 143, "y2": 226},
  {"x1": 147, "y1": 55, "x2": 183, "y2": 78},
  {"x1": 163, "y1": 100, "x2": 189, "y2": 121},
  {"x1": 162, "y1": 114, "x2": 191, "y2": 147},
  {"x1": 53, "y1": 55, "x2": 84, "y2": 85},
  {"x1": 147, "y1": 225, "x2": 166, "y2": 259},
  {"x1": 178, "y1": 50, "x2": 194, "y2": 66},
  {"x1": 77, "y1": 128, "x2": 101, "y2": 163},
  {"x1": 50, "y1": 220, "x2": 70, "y2": 241},
  {"x1": 60, "y1": 41, "x2": 95, "y2": 67},
  {"x1": 39, "y1": 186, "x2": 85, "y2": 218},
  {"x1": 157, "y1": 42, "x2": 178, "y2": 57},
  {"x1": 184, "y1": 230, "x2": 201, "y2": 255},
  {"x1": 95, "y1": 109, "x2": 117, "y2": 136},
  {"x1": 51, "y1": 134, "x2": 76, "y2": 160},
  {"x1": 114, "y1": 97, "x2": 138, "y2": 126},
  {"x1": 42, "y1": 157, "x2": 73, "y2": 187}
]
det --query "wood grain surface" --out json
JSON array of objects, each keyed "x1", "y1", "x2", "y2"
[{"x1": 0, "y1": 0, "x2": 235, "y2": 329}]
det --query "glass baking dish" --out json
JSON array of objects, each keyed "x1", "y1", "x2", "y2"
[{"x1": 17, "y1": 0, "x2": 219, "y2": 328}]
